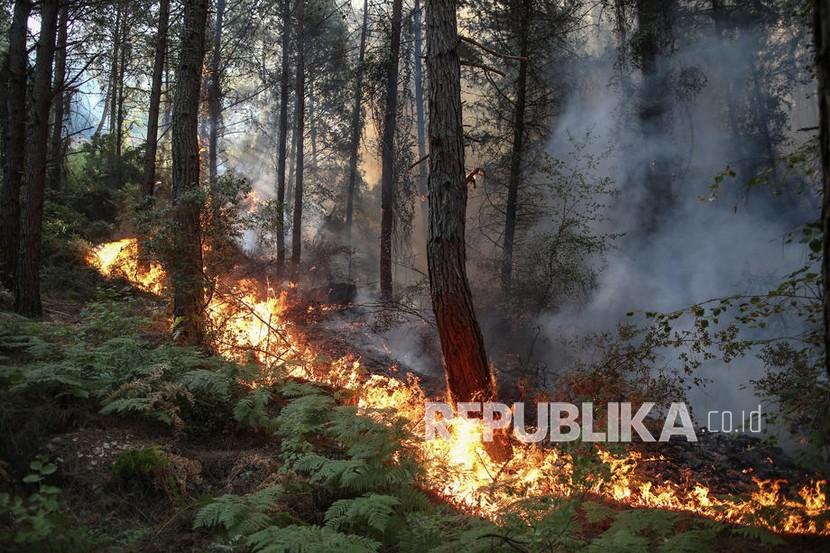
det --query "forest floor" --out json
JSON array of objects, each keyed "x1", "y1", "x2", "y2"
[{"x1": 1, "y1": 263, "x2": 830, "y2": 552}]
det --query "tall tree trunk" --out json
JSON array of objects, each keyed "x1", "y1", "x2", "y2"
[
  {"x1": 109, "y1": 4, "x2": 121, "y2": 139},
  {"x1": 0, "y1": 0, "x2": 30, "y2": 291},
  {"x1": 635, "y1": 0, "x2": 673, "y2": 233},
  {"x1": 286, "y1": 110, "x2": 297, "y2": 213},
  {"x1": 142, "y1": 0, "x2": 171, "y2": 199},
  {"x1": 115, "y1": 8, "x2": 127, "y2": 161},
  {"x1": 815, "y1": 0, "x2": 830, "y2": 376},
  {"x1": 170, "y1": 0, "x2": 209, "y2": 345},
  {"x1": 207, "y1": 0, "x2": 225, "y2": 184},
  {"x1": 308, "y1": 75, "x2": 317, "y2": 172},
  {"x1": 379, "y1": 0, "x2": 403, "y2": 301},
  {"x1": 48, "y1": 4, "x2": 69, "y2": 192},
  {"x1": 425, "y1": 0, "x2": 495, "y2": 403},
  {"x1": 500, "y1": 0, "x2": 530, "y2": 295},
  {"x1": 275, "y1": 0, "x2": 291, "y2": 273},
  {"x1": 15, "y1": 0, "x2": 59, "y2": 317},
  {"x1": 344, "y1": 0, "x2": 369, "y2": 246},
  {"x1": 291, "y1": 0, "x2": 305, "y2": 266},
  {"x1": 412, "y1": 0, "x2": 428, "y2": 236}
]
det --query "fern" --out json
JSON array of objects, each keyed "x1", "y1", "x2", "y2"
[
  {"x1": 193, "y1": 485, "x2": 284, "y2": 538},
  {"x1": 729, "y1": 524, "x2": 785, "y2": 545},
  {"x1": 324, "y1": 493, "x2": 401, "y2": 537},
  {"x1": 234, "y1": 388, "x2": 276, "y2": 431},
  {"x1": 656, "y1": 529, "x2": 716, "y2": 553},
  {"x1": 246, "y1": 525, "x2": 381, "y2": 553}
]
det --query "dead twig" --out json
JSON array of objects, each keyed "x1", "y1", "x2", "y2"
[{"x1": 460, "y1": 35, "x2": 528, "y2": 62}]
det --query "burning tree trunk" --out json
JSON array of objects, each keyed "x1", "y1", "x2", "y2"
[
  {"x1": 291, "y1": 0, "x2": 305, "y2": 266},
  {"x1": 344, "y1": 0, "x2": 369, "y2": 247},
  {"x1": 0, "y1": 0, "x2": 31, "y2": 292},
  {"x1": 816, "y1": 0, "x2": 830, "y2": 376},
  {"x1": 142, "y1": 0, "x2": 171, "y2": 199},
  {"x1": 379, "y1": 0, "x2": 404, "y2": 301},
  {"x1": 500, "y1": 0, "x2": 530, "y2": 295},
  {"x1": 275, "y1": 0, "x2": 291, "y2": 273},
  {"x1": 170, "y1": 0, "x2": 209, "y2": 345},
  {"x1": 48, "y1": 4, "x2": 69, "y2": 192},
  {"x1": 16, "y1": 0, "x2": 59, "y2": 317},
  {"x1": 207, "y1": 0, "x2": 226, "y2": 184},
  {"x1": 425, "y1": 0, "x2": 495, "y2": 403}
]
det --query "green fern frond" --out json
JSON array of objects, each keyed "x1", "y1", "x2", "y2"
[
  {"x1": 324, "y1": 493, "x2": 401, "y2": 535},
  {"x1": 193, "y1": 485, "x2": 283, "y2": 538},
  {"x1": 656, "y1": 529, "x2": 717, "y2": 553},
  {"x1": 246, "y1": 524, "x2": 381, "y2": 553}
]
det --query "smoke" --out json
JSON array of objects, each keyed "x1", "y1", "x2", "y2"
[{"x1": 528, "y1": 9, "x2": 818, "y2": 426}]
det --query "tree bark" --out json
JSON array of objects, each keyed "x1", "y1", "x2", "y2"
[
  {"x1": 291, "y1": 0, "x2": 305, "y2": 266},
  {"x1": 344, "y1": 0, "x2": 369, "y2": 246},
  {"x1": 425, "y1": 0, "x2": 495, "y2": 403},
  {"x1": 0, "y1": 0, "x2": 31, "y2": 292},
  {"x1": 170, "y1": 0, "x2": 209, "y2": 345},
  {"x1": 500, "y1": 0, "x2": 530, "y2": 295},
  {"x1": 142, "y1": 0, "x2": 171, "y2": 199},
  {"x1": 15, "y1": 0, "x2": 59, "y2": 317},
  {"x1": 379, "y1": 0, "x2": 404, "y2": 301},
  {"x1": 412, "y1": 0, "x2": 428, "y2": 236},
  {"x1": 275, "y1": 0, "x2": 291, "y2": 274},
  {"x1": 207, "y1": 0, "x2": 225, "y2": 184},
  {"x1": 48, "y1": 4, "x2": 69, "y2": 192},
  {"x1": 815, "y1": 0, "x2": 830, "y2": 376}
]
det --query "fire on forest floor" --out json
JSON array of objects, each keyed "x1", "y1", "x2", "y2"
[{"x1": 85, "y1": 237, "x2": 830, "y2": 536}]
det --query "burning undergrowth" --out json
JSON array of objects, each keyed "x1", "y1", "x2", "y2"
[{"x1": 86, "y1": 238, "x2": 830, "y2": 536}]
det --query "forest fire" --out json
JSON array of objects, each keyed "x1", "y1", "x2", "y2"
[{"x1": 87, "y1": 238, "x2": 830, "y2": 536}]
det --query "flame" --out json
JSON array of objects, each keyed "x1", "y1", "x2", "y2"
[
  {"x1": 85, "y1": 238, "x2": 166, "y2": 295},
  {"x1": 86, "y1": 238, "x2": 830, "y2": 535}
]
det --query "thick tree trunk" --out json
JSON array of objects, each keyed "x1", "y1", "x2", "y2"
[
  {"x1": 15, "y1": 0, "x2": 59, "y2": 317},
  {"x1": 816, "y1": 0, "x2": 830, "y2": 376},
  {"x1": 170, "y1": 0, "x2": 209, "y2": 346},
  {"x1": 344, "y1": 0, "x2": 369, "y2": 246},
  {"x1": 207, "y1": 0, "x2": 225, "y2": 184},
  {"x1": 275, "y1": 0, "x2": 291, "y2": 273},
  {"x1": 142, "y1": 0, "x2": 171, "y2": 199},
  {"x1": 291, "y1": 0, "x2": 305, "y2": 266},
  {"x1": 0, "y1": 0, "x2": 31, "y2": 292},
  {"x1": 425, "y1": 0, "x2": 495, "y2": 403},
  {"x1": 379, "y1": 0, "x2": 403, "y2": 301},
  {"x1": 412, "y1": 0, "x2": 428, "y2": 235},
  {"x1": 48, "y1": 4, "x2": 69, "y2": 192},
  {"x1": 500, "y1": 0, "x2": 530, "y2": 295}
]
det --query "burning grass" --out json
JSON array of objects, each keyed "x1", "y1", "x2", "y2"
[{"x1": 87, "y1": 238, "x2": 830, "y2": 536}]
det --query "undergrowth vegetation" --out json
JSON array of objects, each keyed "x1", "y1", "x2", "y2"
[{"x1": 0, "y1": 297, "x2": 809, "y2": 552}]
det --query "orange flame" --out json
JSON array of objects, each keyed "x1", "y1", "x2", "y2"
[{"x1": 86, "y1": 238, "x2": 830, "y2": 535}]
